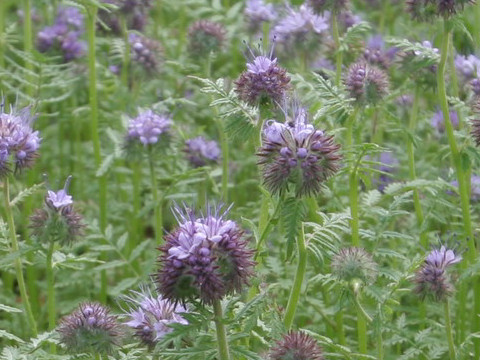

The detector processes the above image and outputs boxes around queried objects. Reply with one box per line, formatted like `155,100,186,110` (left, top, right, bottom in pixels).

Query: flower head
36,6,85,62
127,109,171,146
57,302,122,354
129,33,162,72
455,54,480,83
30,176,84,246
269,331,324,360
363,35,395,69
345,62,389,104
122,286,188,346
406,0,473,19
331,247,377,285
244,0,276,32
257,103,341,196
0,101,40,177
235,43,290,106
188,20,226,56
184,136,220,167
99,0,151,34
414,246,462,301
308,0,349,14
156,204,255,305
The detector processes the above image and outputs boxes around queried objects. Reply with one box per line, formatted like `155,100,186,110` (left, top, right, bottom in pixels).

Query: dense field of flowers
1,0,480,359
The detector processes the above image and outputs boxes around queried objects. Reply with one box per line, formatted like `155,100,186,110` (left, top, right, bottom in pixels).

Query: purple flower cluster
407,0,473,19
30,177,83,246
57,302,122,354
414,246,462,301
127,110,171,146
450,175,480,202
363,35,395,69
184,136,221,167
455,54,480,81
36,6,85,62
122,287,188,346
430,110,459,134
345,62,389,104
235,47,291,106
156,205,255,305
0,103,40,177
269,331,324,360
257,106,341,196
273,5,329,47
99,0,151,34
188,20,226,56
129,33,162,72
374,152,399,193
244,0,277,33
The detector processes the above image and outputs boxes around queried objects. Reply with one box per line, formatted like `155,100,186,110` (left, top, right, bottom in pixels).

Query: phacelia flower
414,246,462,301
430,110,459,134
257,104,341,196
156,204,255,305
273,5,329,54
184,136,221,168
99,0,151,34
57,302,122,354
331,247,377,285
345,62,389,104
269,331,324,360
30,176,83,246
308,0,349,14
363,35,395,69
122,286,188,346
235,44,290,106
244,0,277,33
36,6,85,62
407,0,473,19
129,33,162,72
455,54,480,82
450,175,480,201
337,11,362,29
372,152,399,193
188,20,226,56
127,109,171,146
0,101,40,177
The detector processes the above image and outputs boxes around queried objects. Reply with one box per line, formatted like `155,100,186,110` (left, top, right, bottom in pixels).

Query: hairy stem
149,152,163,244
437,21,478,355
346,110,360,247
46,240,56,353
444,299,457,360
3,177,37,336
213,300,231,360
331,13,343,87
284,223,307,330
87,4,108,302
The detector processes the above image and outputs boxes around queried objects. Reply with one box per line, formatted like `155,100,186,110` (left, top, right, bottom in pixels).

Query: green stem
331,13,342,87
23,0,33,97
121,16,130,89
353,289,369,353
87,4,108,303
3,177,37,336
149,152,163,244
335,311,346,345
438,21,478,354
346,110,360,247
407,87,427,248
217,119,229,202
46,240,56,353
377,306,384,360
444,299,457,360
284,223,307,330
213,300,231,360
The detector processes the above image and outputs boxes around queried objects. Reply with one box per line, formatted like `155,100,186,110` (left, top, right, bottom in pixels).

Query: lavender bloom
0,102,40,177
450,175,480,201
36,7,85,62
345,62,389,104
99,0,151,34
30,176,84,245
244,0,276,32
414,246,462,301
337,11,362,29
395,94,414,107
363,35,393,69
373,152,398,193
235,44,290,106
127,110,171,146
188,20,226,56
57,302,122,354
455,54,480,82
308,0,349,14
407,0,473,19
430,110,459,133
184,136,220,167
156,204,255,305
471,78,480,95
269,331,324,360
331,247,377,285
122,286,188,346
129,33,162,72
257,104,341,196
